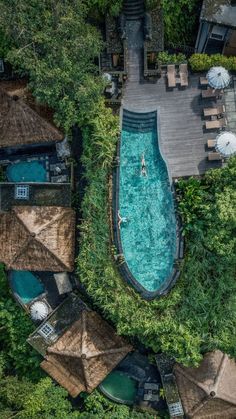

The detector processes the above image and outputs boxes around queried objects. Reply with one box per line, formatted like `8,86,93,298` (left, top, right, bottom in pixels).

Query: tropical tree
0,0,104,132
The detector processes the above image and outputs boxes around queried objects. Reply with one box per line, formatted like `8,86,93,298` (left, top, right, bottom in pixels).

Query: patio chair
167,65,176,88
207,139,216,148
179,63,188,87
200,77,208,86
203,105,225,117
208,152,222,161
205,117,227,130
201,88,221,99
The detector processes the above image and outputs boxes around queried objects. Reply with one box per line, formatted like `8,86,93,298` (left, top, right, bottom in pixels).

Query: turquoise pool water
100,371,138,404
7,161,47,182
119,126,176,293
10,271,45,304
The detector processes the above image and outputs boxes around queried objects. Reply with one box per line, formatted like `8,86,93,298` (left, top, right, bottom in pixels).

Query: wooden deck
122,40,223,177
123,70,224,177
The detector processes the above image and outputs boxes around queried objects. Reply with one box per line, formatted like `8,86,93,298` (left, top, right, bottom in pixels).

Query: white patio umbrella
216,131,236,157
207,66,231,90
30,301,49,321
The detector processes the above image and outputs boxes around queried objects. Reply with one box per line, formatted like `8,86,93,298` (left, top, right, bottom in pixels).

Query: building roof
40,309,132,397
174,350,236,418
0,88,63,148
201,0,236,29
0,206,75,271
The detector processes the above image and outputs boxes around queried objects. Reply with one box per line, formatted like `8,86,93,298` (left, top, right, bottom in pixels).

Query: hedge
189,53,236,72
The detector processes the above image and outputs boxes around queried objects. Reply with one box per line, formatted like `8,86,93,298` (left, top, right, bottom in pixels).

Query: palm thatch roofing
0,206,75,271
41,310,132,397
0,88,63,148
174,350,236,419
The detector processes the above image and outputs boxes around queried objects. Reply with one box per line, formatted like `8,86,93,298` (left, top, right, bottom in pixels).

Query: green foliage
162,0,202,46
0,29,13,58
82,390,159,418
157,51,186,65
0,0,104,133
77,115,236,366
0,265,42,381
0,375,81,419
145,0,161,11
85,0,123,16
189,53,236,71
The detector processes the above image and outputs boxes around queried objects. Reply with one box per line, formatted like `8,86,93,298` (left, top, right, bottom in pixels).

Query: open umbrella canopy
30,301,49,321
207,66,231,89
216,131,236,157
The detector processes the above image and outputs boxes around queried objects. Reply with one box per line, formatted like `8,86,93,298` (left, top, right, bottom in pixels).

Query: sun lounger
208,152,222,161
205,118,227,130
200,77,208,86
203,105,225,117
179,63,188,87
201,88,220,99
167,64,176,88
207,139,216,148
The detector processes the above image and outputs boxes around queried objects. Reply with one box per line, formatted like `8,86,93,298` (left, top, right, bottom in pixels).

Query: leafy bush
0,265,43,381
77,114,236,366
157,51,187,65
85,0,123,16
189,53,236,71
162,0,202,46
0,29,13,58
145,0,161,11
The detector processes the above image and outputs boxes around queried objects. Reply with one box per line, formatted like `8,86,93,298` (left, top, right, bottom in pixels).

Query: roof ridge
174,364,209,394
14,207,70,271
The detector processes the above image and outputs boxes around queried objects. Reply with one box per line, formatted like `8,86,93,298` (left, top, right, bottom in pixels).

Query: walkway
122,20,223,178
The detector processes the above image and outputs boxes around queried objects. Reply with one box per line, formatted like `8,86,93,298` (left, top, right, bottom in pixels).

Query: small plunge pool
10,270,45,304
7,160,47,182
100,371,138,405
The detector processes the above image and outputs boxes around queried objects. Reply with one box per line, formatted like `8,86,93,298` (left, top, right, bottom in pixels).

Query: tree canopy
0,0,104,132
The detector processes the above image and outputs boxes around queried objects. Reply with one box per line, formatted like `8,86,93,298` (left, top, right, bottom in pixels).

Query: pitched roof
174,350,236,419
0,206,75,271
41,310,132,397
201,0,236,29
0,88,63,148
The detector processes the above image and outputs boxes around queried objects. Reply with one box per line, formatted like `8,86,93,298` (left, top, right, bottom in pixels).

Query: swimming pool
99,371,138,405
10,270,45,304
7,160,47,182
116,109,177,296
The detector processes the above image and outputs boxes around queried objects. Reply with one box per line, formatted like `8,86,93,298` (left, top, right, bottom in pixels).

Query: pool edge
112,108,184,300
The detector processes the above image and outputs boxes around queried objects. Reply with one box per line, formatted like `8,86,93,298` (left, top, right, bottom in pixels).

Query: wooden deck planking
123,64,223,177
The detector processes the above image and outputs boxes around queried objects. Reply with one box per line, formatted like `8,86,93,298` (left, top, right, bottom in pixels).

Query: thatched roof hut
174,350,236,418
0,206,75,271
41,310,132,397
0,88,63,148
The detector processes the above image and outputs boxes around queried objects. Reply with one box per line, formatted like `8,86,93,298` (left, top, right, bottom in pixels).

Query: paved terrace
122,21,236,178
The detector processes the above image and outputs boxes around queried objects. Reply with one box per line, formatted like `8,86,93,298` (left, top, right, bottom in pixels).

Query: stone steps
123,0,145,20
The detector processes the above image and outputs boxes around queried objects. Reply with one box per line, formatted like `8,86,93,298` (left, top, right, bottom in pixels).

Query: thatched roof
0,206,75,271
41,310,132,397
174,350,236,419
0,88,63,148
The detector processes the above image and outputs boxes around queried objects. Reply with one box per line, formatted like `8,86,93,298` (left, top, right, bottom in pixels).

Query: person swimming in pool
118,210,128,229
141,153,147,176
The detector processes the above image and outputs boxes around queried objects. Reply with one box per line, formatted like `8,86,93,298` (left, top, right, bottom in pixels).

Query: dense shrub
189,53,236,72
145,0,161,11
157,51,187,65
0,265,42,380
162,0,202,46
